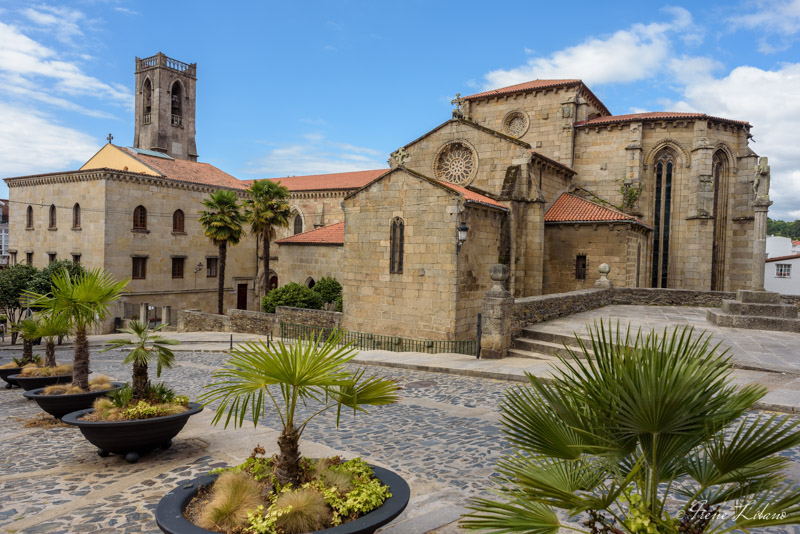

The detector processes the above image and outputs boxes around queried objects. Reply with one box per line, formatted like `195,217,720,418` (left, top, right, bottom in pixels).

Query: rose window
435,142,477,185
503,111,528,138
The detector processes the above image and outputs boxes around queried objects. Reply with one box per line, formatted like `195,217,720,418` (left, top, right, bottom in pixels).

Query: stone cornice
289,190,350,200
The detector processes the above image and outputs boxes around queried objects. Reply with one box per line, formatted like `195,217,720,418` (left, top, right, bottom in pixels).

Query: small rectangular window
171,257,185,279
132,257,147,279
26,252,33,265
207,257,218,277
48,253,56,264
575,255,587,280
72,254,81,265
776,264,791,278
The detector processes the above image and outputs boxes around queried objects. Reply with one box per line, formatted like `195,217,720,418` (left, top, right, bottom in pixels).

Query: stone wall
229,309,276,335
274,243,343,291
613,288,800,308
512,288,612,336
275,306,342,330
177,309,230,332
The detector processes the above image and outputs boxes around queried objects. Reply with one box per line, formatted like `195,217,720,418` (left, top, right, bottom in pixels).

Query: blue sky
1,0,799,219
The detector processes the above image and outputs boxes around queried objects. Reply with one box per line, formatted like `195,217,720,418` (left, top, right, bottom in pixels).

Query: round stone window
434,141,478,186
503,111,529,138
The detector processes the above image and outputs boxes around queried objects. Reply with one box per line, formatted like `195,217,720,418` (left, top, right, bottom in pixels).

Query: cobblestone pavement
1,348,799,533
528,305,800,373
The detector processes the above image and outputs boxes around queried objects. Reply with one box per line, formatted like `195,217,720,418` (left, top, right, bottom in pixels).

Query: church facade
5,56,767,340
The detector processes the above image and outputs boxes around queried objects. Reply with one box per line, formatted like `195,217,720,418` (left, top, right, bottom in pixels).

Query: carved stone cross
451,93,464,118
392,147,409,166
107,133,114,143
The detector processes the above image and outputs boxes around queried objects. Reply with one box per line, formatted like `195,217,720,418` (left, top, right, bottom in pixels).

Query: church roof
575,112,750,128
123,148,244,189
436,181,507,210
276,222,344,246
257,169,388,192
463,79,581,100
545,192,649,227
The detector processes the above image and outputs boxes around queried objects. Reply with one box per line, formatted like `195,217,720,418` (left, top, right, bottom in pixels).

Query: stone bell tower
134,52,198,161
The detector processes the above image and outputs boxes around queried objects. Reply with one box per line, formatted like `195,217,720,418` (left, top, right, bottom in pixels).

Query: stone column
139,302,148,323
480,264,514,360
161,306,171,326
751,157,773,291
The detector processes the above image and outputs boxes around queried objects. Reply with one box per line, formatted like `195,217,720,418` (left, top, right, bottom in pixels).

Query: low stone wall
177,310,230,332
612,288,735,307
512,288,612,336
275,307,342,330
782,295,800,307
228,309,276,336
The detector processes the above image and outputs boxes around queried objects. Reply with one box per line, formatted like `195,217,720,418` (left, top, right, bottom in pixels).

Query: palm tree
35,312,71,367
101,320,178,399
243,180,291,300
25,269,129,390
198,190,246,314
201,331,399,486
13,316,40,365
462,322,800,534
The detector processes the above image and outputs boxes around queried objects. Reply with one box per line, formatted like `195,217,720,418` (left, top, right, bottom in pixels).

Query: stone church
5,54,767,340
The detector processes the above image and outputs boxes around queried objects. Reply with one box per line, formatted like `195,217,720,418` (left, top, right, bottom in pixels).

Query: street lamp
456,221,469,254
193,262,203,289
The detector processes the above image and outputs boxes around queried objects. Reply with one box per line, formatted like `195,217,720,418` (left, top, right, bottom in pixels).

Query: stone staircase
509,327,591,360
707,290,800,333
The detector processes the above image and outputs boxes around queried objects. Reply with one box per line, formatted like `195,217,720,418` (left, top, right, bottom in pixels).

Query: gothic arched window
293,213,303,235
173,209,185,232
171,81,182,117
142,77,152,123
26,205,33,229
711,151,730,290
390,217,404,274
651,152,675,288
133,205,147,230
72,203,81,228
48,204,56,229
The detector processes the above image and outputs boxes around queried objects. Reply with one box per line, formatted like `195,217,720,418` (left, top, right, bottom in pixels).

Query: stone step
737,290,781,304
721,300,798,318
506,347,564,361
518,327,590,347
707,309,800,333
511,337,587,359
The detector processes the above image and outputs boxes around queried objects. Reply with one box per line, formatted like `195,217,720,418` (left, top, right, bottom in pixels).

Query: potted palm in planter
0,318,41,389
461,323,800,534
21,268,128,414
11,314,73,391
63,320,202,463
155,332,409,534
23,311,124,419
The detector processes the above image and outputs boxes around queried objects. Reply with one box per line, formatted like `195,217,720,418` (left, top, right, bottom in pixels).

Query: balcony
136,53,197,77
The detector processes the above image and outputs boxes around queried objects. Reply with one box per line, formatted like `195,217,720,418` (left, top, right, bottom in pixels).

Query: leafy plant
198,190,247,315
261,282,324,314
201,331,399,486
244,180,291,301
25,268,129,390
620,181,643,211
101,320,178,399
34,312,71,367
0,264,37,344
312,277,342,305
12,317,41,365
198,471,263,532
461,322,800,534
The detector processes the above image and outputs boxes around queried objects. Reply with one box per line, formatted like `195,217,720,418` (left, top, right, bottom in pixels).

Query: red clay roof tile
258,169,387,192
575,112,749,128
124,148,245,189
463,79,582,101
545,192,648,226
276,222,344,245
437,181,507,210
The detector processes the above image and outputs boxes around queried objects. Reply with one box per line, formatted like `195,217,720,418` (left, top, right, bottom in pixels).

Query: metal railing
280,322,477,356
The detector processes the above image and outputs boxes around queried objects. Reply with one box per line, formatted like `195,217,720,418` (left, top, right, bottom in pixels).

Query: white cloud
21,4,87,46
727,0,800,52
113,7,139,16
0,102,98,178
482,7,695,88
245,134,386,177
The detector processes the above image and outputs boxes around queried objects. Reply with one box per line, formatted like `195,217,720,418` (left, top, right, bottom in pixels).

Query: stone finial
391,147,409,167
595,263,613,289
487,264,510,296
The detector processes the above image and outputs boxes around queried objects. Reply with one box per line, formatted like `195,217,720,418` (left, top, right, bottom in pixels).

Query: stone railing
512,288,612,337
136,53,196,75
229,309,276,335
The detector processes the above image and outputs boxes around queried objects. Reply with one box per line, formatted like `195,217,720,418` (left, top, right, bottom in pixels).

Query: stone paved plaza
2,310,800,533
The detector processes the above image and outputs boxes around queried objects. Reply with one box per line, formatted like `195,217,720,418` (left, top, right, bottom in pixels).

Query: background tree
0,264,37,344
767,218,800,240
102,321,177,399
26,269,128,390
244,180,291,300
198,190,246,314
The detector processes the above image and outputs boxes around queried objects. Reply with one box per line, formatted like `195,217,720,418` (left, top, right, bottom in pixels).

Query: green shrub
311,276,342,304
261,283,323,314
334,295,342,312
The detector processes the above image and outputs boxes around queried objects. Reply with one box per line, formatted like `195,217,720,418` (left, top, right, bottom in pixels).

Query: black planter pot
23,382,125,419
62,403,203,463
10,373,73,391
156,464,410,534
0,367,23,389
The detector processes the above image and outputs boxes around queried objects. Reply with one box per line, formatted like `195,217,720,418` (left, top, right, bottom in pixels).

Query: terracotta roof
545,192,648,227
276,222,344,245
124,148,244,189
793,241,800,246
575,112,750,128
259,169,388,192
437,181,507,210
766,253,800,263
463,79,582,101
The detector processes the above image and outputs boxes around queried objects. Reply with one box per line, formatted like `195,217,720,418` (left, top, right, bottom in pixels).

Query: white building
765,253,800,295
766,235,793,258
0,199,8,268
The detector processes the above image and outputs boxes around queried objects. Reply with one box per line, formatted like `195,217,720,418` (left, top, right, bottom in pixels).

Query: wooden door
237,283,248,310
